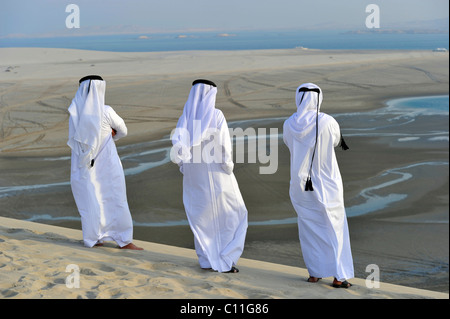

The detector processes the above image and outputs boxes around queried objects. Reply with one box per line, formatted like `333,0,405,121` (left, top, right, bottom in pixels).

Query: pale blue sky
0,0,448,37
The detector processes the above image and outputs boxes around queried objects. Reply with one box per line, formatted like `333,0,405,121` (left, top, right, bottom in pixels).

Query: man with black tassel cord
283,83,353,288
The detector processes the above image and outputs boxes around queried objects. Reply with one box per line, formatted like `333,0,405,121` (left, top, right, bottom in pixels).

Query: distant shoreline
345,29,448,34
1,25,448,39
1,28,448,52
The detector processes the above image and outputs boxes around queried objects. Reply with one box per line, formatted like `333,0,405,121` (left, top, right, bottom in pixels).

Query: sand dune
0,216,447,299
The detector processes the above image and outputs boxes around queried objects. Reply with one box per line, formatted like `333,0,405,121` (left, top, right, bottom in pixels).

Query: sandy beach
0,47,448,299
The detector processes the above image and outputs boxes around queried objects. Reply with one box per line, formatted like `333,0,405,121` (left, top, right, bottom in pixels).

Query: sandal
224,266,239,273
332,279,352,288
307,276,321,283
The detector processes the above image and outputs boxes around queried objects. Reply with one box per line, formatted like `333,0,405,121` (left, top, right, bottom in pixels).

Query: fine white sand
0,216,447,299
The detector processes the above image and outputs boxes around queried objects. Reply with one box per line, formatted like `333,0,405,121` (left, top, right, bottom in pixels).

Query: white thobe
180,110,248,272
283,112,354,281
70,105,133,248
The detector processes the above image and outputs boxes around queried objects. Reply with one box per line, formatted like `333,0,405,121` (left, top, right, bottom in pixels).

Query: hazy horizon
1,0,448,39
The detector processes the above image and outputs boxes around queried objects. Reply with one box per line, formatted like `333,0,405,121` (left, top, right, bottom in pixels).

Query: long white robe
181,110,248,272
68,80,133,248
283,83,354,281
176,108,248,272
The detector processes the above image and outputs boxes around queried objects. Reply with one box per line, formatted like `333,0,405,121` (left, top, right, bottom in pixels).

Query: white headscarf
67,77,106,168
171,80,218,161
286,82,323,146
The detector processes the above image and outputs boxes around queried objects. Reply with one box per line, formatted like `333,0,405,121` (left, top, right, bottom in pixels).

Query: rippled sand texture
1,216,448,299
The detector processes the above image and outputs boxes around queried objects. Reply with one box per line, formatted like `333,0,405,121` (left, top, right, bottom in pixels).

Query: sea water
343,95,449,217
387,95,449,115
1,30,448,52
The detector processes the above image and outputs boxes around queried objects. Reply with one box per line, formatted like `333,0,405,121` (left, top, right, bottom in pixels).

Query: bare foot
120,243,143,250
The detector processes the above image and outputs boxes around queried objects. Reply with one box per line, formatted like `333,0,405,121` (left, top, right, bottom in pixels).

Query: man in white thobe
171,79,248,273
283,83,353,288
68,75,142,250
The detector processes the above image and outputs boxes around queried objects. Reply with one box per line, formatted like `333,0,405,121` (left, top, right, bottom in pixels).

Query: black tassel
305,177,314,191
340,136,349,150
90,159,95,167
